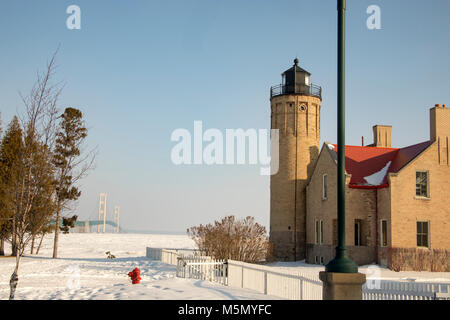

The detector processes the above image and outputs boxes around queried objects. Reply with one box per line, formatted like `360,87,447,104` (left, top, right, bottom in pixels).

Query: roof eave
390,140,434,175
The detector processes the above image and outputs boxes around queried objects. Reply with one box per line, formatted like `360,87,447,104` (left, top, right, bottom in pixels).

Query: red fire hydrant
128,267,141,284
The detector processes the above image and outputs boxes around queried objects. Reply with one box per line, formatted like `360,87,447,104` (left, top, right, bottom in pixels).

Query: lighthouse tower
270,59,322,261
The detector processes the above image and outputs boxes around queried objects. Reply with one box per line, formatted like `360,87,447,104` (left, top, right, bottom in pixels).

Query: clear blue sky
0,0,449,232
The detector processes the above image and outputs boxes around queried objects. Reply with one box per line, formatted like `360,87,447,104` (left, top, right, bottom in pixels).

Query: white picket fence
147,248,188,265
161,249,179,265
227,260,322,300
146,247,450,300
146,247,204,263
362,280,450,300
176,256,228,285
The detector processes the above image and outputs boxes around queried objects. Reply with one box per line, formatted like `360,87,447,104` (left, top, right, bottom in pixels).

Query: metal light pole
325,0,358,273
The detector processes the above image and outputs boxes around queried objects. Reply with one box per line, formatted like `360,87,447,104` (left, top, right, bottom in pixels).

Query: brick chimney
430,104,450,165
373,125,392,148
430,104,450,142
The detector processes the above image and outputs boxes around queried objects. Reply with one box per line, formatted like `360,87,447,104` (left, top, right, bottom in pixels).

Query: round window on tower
299,104,307,112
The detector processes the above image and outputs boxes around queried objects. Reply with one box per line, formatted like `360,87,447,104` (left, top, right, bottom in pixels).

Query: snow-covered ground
0,233,279,300
1,233,449,300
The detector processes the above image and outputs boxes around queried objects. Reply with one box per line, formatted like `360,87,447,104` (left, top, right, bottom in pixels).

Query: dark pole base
325,247,358,273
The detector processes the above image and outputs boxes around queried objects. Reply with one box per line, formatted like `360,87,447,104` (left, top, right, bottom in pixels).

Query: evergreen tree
0,115,3,256
28,187,57,254
60,215,78,234
0,117,24,256
52,107,88,258
0,114,3,256
8,123,56,299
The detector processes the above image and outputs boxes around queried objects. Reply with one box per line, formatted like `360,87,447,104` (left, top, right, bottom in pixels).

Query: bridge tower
113,206,120,233
97,193,107,233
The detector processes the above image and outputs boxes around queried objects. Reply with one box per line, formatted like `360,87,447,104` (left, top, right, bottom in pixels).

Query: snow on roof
364,161,391,186
322,141,430,188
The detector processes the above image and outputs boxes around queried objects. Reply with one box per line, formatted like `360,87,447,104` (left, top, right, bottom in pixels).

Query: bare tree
8,49,62,300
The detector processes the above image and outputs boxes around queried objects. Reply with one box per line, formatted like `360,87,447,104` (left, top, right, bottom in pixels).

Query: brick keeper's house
306,104,450,271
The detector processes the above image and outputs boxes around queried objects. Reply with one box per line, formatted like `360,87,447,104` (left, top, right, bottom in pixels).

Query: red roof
328,141,431,188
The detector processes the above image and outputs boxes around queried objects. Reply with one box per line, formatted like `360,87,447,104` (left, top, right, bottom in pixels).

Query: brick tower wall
270,94,321,261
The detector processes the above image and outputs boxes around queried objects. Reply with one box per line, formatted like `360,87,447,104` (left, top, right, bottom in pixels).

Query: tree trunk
9,250,21,300
11,242,17,256
0,238,5,256
30,235,35,254
11,217,17,256
36,234,45,255
52,211,61,258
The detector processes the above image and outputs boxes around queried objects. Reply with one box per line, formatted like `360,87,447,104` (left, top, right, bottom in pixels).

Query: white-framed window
322,174,328,200
314,256,319,264
320,256,324,265
315,219,324,244
380,220,388,247
417,221,430,248
416,171,429,198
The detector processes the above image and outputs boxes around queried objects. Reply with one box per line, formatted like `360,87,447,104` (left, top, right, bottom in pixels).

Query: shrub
388,247,406,272
187,215,272,263
388,247,450,272
430,249,449,272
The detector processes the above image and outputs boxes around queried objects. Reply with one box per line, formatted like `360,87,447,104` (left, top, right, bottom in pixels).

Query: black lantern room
270,59,321,100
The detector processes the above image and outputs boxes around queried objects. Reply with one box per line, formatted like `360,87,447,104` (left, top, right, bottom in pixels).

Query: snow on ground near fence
265,260,450,283
0,233,279,300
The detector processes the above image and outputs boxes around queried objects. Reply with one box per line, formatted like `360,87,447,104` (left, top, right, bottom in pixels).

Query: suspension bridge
71,193,122,233
72,219,123,233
